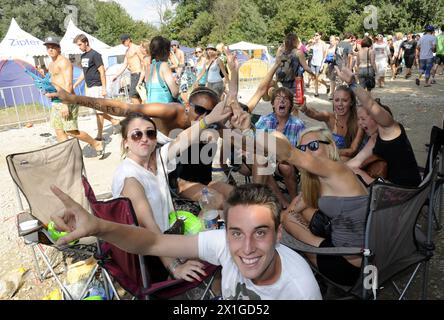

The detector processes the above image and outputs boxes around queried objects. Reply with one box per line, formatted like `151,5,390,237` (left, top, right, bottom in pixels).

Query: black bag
309,209,332,239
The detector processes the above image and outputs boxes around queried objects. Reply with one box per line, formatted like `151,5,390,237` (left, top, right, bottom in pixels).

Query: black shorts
129,72,141,98
435,54,444,66
404,55,415,69
316,239,361,286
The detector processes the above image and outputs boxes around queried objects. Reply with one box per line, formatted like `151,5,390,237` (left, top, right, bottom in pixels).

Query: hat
43,36,60,46
171,40,179,46
206,44,216,50
425,25,435,32
387,35,393,40
120,34,130,42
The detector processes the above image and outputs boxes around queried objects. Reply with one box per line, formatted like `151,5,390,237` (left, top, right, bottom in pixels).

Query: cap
120,34,130,42
206,44,216,50
425,25,435,32
43,36,60,46
171,40,179,46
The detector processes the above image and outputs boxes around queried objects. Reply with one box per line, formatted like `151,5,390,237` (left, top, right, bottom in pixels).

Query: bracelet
168,258,182,276
199,117,208,130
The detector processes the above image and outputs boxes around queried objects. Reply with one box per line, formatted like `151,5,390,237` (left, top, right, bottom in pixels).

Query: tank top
207,59,223,83
373,124,421,187
332,132,347,149
195,60,207,85
318,195,368,248
145,60,174,103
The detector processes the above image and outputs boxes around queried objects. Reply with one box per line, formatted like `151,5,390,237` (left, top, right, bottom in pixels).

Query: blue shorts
419,58,434,78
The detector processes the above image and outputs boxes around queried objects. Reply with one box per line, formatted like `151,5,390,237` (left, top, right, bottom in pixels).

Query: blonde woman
278,126,368,286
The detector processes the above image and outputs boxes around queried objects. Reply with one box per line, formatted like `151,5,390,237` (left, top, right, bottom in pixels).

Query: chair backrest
423,125,444,179
82,176,149,298
6,139,90,225
351,158,439,297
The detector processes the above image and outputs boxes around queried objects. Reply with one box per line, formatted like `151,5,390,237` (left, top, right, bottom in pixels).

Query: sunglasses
190,102,211,116
296,140,330,152
130,129,157,142
195,50,202,53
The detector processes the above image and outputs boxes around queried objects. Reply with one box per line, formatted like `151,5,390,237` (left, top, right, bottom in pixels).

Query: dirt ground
0,69,443,300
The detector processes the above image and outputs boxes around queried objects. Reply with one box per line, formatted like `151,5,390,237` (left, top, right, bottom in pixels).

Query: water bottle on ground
199,187,219,230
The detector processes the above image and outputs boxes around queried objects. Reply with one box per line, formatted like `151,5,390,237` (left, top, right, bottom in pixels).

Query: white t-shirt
311,42,326,67
112,143,176,232
198,230,322,300
418,34,437,60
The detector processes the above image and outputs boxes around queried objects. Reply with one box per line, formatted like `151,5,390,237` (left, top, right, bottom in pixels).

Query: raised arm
335,66,395,128
247,53,283,113
298,97,331,123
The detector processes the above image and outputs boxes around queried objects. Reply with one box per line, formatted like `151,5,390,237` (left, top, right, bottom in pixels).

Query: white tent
229,41,273,64
0,18,47,63
102,44,127,68
229,41,267,51
60,20,110,55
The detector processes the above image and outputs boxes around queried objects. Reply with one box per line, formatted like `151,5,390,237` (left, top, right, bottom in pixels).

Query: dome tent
0,59,50,108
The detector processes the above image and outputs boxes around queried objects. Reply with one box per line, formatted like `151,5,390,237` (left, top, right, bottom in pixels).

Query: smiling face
357,107,378,136
333,89,352,117
124,118,157,161
226,204,281,285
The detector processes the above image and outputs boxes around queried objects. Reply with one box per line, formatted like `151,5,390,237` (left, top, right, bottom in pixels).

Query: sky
111,0,175,26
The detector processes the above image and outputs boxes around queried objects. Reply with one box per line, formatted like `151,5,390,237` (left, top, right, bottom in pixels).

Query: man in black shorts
399,33,417,79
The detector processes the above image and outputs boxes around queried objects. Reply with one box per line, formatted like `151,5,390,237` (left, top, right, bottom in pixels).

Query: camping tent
0,59,84,108
60,20,110,55
228,41,273,64
0,59,50,108
102,44,127,68
0,18,47,64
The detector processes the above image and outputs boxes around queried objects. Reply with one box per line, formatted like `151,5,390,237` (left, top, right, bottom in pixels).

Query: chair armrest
280,230,364,256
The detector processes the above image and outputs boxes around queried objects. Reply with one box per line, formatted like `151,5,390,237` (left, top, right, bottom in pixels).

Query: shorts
207,81,225,99
129,73,141,98
310,64,322,75
85,86,103,115
50,102,79,131
404,54,415,69
419,58,434,78
316,239,361,286
435,54,444,66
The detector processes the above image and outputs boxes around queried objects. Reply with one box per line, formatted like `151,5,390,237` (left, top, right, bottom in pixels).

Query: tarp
229,41,267,51
60,20,110,55
0,18,47,62
0,59,50,108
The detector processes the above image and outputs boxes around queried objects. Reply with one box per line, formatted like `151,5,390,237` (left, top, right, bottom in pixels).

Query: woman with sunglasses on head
275,127,368,286
297,86,364,160
112,98,232,282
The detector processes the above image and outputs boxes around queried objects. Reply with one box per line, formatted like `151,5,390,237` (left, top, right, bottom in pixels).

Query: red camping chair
82,176,221,300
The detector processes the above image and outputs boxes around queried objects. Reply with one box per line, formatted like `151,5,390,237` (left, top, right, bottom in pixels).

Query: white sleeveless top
111,143,176,232
207,59,223,83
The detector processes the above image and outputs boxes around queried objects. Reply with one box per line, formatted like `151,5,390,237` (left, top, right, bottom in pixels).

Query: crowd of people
37,24,442,300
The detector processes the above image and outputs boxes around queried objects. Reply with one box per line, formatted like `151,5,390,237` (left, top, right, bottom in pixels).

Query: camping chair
6,138,107,300
281,153,440,300
82,176,221,300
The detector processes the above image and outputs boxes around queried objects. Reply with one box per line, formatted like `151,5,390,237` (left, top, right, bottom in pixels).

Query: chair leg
35,245,73,300
30,244,44,281
101,268,120,300
199,272,217,300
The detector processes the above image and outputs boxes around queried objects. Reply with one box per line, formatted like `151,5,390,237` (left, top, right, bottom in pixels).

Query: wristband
199,117,208,130
168,258,182,277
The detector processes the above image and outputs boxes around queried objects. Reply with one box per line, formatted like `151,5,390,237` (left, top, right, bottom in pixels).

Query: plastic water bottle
199,188,219,230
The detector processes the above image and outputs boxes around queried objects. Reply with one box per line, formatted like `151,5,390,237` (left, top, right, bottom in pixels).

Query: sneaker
415,78,420,86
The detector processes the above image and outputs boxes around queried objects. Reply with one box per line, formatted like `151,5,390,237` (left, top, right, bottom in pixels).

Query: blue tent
0,59,50,108
0,59,84,108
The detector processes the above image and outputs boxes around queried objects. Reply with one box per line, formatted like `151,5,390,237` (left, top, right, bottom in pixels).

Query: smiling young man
51,183,321,300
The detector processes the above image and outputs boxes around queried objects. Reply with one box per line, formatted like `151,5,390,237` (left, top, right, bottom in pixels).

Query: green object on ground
169,211,203,235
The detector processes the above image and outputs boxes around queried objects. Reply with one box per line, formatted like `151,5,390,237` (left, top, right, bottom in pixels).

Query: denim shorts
419,58,434,78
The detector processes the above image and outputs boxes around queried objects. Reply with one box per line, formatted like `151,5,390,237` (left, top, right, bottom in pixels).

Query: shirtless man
169,40,185,78
43,36,104,155
112,34,144,104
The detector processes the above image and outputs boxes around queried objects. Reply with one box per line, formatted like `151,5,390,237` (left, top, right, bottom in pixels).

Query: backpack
276,51,301,83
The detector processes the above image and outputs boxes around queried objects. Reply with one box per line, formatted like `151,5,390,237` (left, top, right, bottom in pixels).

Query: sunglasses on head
130,129,157,142
189,102,211,116
296,140,330,152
